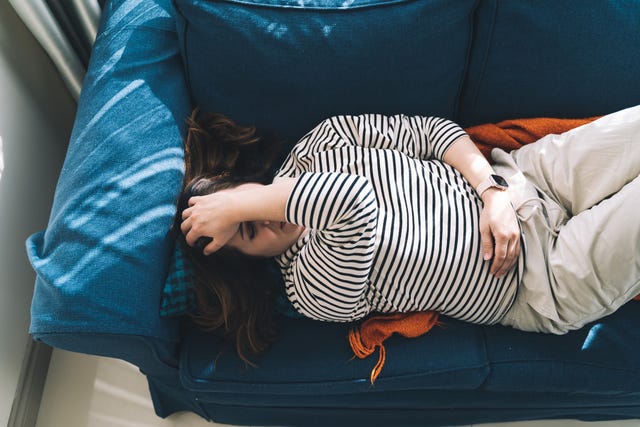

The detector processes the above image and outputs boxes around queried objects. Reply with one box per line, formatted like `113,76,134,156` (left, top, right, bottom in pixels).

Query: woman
179,106,640,363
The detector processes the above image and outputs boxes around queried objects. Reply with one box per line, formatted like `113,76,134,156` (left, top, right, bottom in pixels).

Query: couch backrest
174,0,477,146
175,0,640,145
459,0,640,126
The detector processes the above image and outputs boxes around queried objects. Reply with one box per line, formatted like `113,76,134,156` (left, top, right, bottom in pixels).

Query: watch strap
476,174,508,197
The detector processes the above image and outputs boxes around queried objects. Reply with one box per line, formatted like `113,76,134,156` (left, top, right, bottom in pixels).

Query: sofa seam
172,0,195,107
464,0,498,122
454,0,481,123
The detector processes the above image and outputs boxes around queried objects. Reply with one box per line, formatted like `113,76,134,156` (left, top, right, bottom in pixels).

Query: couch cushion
27,0,191,347
180,316,489,395
184,394,640,427
483,303,640,393
173,0,476,148
459,0,640,125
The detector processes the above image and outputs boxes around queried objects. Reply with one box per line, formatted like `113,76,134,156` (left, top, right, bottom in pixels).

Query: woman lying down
177,105,640,364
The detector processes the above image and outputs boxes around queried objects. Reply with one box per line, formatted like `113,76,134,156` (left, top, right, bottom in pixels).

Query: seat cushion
482,302,640,393
173,0,476,148
178,309,640,425
459,0,640,125
180,316,489,395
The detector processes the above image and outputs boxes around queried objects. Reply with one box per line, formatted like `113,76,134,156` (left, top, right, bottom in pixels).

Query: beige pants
493,105,640,334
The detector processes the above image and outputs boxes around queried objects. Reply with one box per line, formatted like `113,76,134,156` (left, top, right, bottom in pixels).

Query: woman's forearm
442,135,495,196
229,177,298,223
443,134,521,277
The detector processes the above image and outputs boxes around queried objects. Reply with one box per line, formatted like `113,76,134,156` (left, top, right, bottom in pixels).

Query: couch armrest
27,0,191,370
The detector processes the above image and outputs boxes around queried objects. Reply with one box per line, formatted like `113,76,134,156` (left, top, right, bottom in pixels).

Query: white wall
0,0,76,424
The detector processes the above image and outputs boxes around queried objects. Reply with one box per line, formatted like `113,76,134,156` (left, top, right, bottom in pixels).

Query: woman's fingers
479,190,522,278
503,238,520,275
181,197,208,247
491,233,521,277
180,215,191,236
480,224,494,262
194,236,212,253
490,239,508,276
184,227,214,251
490,234,510,277
180,193,240,254
181,206,192,220
482,216,521,278
204,239,224,256
180,213,204,248
184,228,199,247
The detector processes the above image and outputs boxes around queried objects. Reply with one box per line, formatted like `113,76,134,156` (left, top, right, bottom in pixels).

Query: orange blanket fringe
349,115,640,384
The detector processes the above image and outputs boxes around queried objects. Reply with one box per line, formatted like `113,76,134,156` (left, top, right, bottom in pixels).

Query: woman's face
223,183,304,257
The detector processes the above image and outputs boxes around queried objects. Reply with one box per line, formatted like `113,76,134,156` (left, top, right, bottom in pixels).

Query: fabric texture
161,243,197,317
173,0,476,147
459,0,640,126
26,0,191,345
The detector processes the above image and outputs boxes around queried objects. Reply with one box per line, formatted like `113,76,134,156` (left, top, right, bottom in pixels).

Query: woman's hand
479,189,521,277
440,135,521,277
180,178,297,255
180,192,240,255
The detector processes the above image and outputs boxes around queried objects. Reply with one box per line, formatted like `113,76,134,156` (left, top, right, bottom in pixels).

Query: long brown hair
176,109,282,365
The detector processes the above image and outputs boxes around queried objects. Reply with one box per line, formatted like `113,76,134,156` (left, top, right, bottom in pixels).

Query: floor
36,349,640,427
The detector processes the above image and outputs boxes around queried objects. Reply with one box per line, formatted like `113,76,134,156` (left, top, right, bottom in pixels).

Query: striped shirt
275,114,523,324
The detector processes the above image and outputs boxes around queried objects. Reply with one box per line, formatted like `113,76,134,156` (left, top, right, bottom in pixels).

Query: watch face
492,174,508,187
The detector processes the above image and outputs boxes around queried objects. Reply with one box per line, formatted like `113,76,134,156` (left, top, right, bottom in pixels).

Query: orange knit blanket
348,116,640,384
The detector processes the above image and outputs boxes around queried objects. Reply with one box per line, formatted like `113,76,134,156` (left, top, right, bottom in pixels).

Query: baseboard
8,339,53,427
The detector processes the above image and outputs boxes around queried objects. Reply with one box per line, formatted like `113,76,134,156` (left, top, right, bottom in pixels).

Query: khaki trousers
493,105,640,334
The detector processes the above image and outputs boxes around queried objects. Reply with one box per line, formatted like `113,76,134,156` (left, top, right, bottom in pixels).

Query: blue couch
27,0,640,425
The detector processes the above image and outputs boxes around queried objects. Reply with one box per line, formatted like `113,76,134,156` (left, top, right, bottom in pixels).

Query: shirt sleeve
411,115,468,160
277,114,467,178
283,171,378,322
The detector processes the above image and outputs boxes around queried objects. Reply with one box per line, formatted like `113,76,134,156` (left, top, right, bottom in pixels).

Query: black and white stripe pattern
276,114,522,324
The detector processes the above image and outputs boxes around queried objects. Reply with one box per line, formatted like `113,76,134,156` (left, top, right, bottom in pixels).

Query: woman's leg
546,174,640,330
510,105,640,216
499,105,640,333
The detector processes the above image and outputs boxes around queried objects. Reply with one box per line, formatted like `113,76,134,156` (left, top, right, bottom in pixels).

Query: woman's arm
283,172,378,322
443,135,521,278
181,178,297,254
182,171,378,322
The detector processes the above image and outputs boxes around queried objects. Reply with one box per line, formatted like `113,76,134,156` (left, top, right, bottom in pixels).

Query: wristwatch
476,174,509,197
